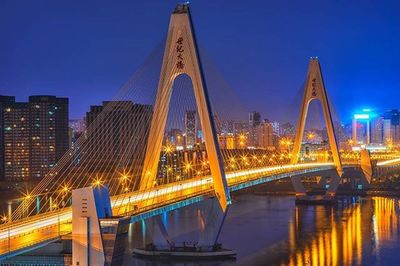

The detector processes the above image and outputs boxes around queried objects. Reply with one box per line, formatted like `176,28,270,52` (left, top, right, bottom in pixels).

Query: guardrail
0,163,336,259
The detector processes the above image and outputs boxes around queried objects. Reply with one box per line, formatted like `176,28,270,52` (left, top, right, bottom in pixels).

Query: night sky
1,0,400,121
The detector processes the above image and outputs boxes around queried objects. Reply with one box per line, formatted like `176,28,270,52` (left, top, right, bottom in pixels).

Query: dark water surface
121,195,400,265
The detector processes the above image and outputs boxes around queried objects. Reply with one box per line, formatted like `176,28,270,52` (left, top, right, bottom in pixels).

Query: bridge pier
72,186,129,266
142,196,228,252
291,169,341,204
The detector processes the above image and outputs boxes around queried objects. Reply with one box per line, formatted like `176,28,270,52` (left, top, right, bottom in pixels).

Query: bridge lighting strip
376,157,400,166
0,162,334,241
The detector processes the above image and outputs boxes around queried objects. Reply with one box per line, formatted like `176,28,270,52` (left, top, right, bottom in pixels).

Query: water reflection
284,197,400,266
121,196,400,265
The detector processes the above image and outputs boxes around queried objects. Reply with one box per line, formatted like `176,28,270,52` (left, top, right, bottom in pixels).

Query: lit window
5,108,11,112
5,127,11,131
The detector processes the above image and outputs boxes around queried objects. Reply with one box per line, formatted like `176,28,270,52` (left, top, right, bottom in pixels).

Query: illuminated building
352,113,370,144
0,96,30,181
0,95,69,181
383,118,392,143
84,101,152,174
249,111,261,147
218,133,235,149
184,110,197,149
371,116,384,144
281,122,295,138
384,109,400,143
30,96,69,179
166,128,184,150
257,120,274,150
271,121,280,136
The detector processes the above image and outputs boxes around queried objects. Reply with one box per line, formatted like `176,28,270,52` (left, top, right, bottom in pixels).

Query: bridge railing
0,162,337,258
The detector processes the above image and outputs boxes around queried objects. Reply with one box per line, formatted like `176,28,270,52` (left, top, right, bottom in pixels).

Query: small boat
133,243,236,259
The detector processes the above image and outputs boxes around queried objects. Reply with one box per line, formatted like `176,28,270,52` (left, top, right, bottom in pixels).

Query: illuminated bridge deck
0,162,339,259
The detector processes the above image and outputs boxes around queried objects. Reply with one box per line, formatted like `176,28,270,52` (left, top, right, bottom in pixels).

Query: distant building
271,121,280,137
218,133,235,149
249,111,261,147
281,122,295,138
385,110,400,143
257,120,274,150
233,121,248,136
371,116,384,144
69,119,86,134
184,110,197,149
352,111,372,145
83,101,152,176
0,95,69,181
249,111,261,128
166,128,184,150
383,118,392,143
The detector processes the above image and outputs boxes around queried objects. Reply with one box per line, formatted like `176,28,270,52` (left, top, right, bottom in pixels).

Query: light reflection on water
121,195,400,265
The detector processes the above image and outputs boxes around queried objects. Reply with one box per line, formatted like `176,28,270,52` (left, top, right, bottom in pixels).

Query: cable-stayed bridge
1,3,400,264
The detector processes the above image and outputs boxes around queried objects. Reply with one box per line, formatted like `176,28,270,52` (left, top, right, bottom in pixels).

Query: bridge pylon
291,58,343,196
138,3,230,251
139,3,230,211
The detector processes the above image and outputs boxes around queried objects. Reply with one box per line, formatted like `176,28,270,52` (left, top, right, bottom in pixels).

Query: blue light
354,114,369,119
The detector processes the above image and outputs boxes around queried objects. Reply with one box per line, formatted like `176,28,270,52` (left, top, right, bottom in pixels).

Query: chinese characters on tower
311,78,317,97
176,37,185,69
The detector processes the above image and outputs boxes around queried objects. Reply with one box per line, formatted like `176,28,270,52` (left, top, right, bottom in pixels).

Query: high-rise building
218,133,235,149
281,122,295,138
166,128,184,150
84,101,152,174
383,118,392,143
257,120,274,150
385,110,400,143
185,110,197,149
69,119,86,134
0,96,30,181
371,116,384,144
29,96,69,179
271,121,280,137
249,111,261,147
0,95,69,181
352,112,371,145
249,111,261,128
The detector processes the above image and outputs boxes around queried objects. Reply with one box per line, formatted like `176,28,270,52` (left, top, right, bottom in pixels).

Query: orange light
164,145,172,154
93,177,102,187
185,163,192,171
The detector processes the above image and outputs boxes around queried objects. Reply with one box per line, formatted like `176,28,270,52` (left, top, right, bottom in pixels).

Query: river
121,194,400,265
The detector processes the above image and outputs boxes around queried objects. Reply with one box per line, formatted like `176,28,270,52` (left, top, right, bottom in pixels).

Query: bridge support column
144,196,227,251
291,176,307,196
291,169,342,204
325,171,341,196
360,149,373,188
72,186,129,266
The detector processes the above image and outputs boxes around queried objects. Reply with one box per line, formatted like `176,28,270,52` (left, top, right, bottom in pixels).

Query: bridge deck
0,162,338,260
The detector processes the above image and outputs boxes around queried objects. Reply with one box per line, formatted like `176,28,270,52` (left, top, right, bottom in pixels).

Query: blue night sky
1,0,400,121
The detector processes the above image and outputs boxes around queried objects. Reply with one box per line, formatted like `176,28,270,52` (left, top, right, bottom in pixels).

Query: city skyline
2,3,400,265
1,1,400,121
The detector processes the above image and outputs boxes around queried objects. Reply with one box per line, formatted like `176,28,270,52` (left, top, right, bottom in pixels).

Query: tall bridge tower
139,3,230,211
291,58,343,196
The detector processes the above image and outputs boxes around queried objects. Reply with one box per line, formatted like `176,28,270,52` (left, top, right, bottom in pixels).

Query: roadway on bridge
0,162,340,259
